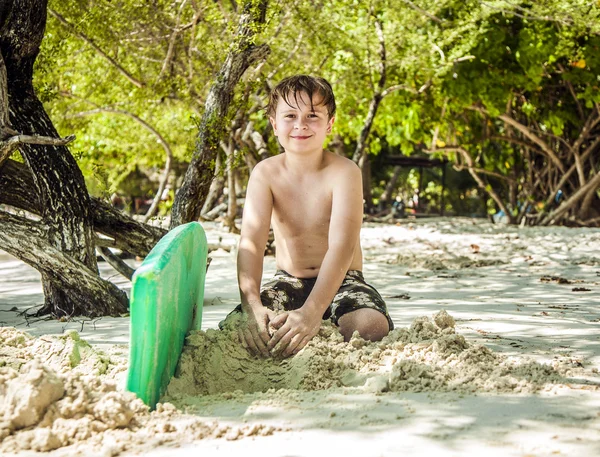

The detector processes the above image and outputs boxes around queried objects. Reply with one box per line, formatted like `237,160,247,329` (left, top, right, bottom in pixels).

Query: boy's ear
327,116,335,133
269,116,278,135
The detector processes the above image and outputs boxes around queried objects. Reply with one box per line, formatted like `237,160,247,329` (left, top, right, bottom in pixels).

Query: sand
1,218,600,456
0,327,277,455
165,310,584,400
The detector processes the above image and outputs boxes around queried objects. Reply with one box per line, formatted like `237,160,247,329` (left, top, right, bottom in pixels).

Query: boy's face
269,91,334,156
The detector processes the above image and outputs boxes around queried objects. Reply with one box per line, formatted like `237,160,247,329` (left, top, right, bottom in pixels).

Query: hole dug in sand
164,310,582,400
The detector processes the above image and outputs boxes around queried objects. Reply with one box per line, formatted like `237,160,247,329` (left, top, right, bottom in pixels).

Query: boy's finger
238,329,248,348
293,335,312,355
283,333,304,358
270,313,288,329
243,328,259,356
258,327,270,346
250,327,269,357
267,325,288,350
272,329,294,356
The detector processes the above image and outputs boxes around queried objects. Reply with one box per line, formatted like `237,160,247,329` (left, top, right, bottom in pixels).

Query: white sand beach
1,218,599,456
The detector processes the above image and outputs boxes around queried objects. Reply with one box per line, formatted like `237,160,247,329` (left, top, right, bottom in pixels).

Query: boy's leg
337,308,390,341
329,270,394,342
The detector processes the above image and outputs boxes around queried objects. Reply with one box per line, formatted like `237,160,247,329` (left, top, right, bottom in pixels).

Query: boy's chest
271,178,332,231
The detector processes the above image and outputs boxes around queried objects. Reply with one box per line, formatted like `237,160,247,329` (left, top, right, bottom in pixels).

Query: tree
0,0,133,316
0,0,277,317
171,0,270,227
429,1,600,225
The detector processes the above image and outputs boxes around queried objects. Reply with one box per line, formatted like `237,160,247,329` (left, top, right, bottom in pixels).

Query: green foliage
35,0,600,221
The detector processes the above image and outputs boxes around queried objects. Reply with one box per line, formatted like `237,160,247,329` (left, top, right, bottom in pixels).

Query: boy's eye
285,114,295,118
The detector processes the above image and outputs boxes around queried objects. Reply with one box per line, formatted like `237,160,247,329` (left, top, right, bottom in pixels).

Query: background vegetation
35,0,600,227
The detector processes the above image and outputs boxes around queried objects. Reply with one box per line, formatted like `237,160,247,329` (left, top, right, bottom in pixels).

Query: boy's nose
294,118,308,129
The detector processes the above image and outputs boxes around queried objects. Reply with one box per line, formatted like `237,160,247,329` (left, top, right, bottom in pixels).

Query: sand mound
166,310,582,399
0,329,278,455
0,327,125,380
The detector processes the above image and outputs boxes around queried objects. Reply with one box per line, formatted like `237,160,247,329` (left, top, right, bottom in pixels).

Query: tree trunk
0,0,131,316
200,151,224,216
379,165,402,209
222,138,240,233
540,170,600,226
170,0,270,228
0,159,166,257
360,154,374,212
0,211,128,317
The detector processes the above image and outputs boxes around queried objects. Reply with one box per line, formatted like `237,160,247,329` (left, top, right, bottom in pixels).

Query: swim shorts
220,270,394,330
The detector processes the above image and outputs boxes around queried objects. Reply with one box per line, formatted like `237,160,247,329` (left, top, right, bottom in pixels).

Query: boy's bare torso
262,151,363,278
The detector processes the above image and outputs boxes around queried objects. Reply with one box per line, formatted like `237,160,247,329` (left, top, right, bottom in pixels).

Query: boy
224,75,393,358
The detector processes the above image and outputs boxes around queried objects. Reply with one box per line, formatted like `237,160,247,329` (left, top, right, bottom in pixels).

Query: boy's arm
268,162,363,357
237,162,274,357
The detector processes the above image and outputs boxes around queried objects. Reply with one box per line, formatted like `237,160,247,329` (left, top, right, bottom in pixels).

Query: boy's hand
267,308,321,358
239,306,275,358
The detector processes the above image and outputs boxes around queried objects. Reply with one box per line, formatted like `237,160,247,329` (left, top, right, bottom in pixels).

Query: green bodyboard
126,222,208,409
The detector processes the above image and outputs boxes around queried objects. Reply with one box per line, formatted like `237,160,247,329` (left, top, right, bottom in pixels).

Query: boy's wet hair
267,75,336,119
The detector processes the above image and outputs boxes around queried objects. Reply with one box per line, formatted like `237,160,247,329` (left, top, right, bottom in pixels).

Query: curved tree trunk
0,0,127,317
170,0,270,228
0,159,166,257
0,211,128,316
221,137,240,233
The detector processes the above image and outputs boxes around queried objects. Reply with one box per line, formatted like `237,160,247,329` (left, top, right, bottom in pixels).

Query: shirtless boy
222,75,393,358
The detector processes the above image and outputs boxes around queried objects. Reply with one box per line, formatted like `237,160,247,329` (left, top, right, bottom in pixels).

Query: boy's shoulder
250,155,282,178
324,151,359,168
323,152,361,181
253,154,284,170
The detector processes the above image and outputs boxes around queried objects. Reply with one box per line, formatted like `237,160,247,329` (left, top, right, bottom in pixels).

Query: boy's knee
338,308,390,342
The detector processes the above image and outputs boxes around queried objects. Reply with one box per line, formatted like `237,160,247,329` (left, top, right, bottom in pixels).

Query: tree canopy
32,0,599,225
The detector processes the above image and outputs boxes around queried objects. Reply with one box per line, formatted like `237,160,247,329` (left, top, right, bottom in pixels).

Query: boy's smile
270,91,334,155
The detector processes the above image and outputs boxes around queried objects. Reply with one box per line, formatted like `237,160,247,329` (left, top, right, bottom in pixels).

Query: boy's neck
283,148,326,173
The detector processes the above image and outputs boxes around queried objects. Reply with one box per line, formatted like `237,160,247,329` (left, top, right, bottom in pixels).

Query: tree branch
0,159,166,256
97,246,135,280
1,134,75,167
0,210,129,317
498,113,566,173
539,135,600,214
490,134,536,150
352,11,386,164
431,146,514,220
480,1,574,26
156,0,190,83
67,100,173,223
402,0,443,24
170,0,270,227
540,171,600,226
557,63,584,120
0,50,14,139
48,9,145,88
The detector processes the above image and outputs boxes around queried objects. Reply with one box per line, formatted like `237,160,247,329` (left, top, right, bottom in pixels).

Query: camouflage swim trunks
220,270,394,330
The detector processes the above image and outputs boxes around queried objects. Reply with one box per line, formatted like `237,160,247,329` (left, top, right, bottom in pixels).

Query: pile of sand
0,328,276,455
165,310,585,400
0,327,126,380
